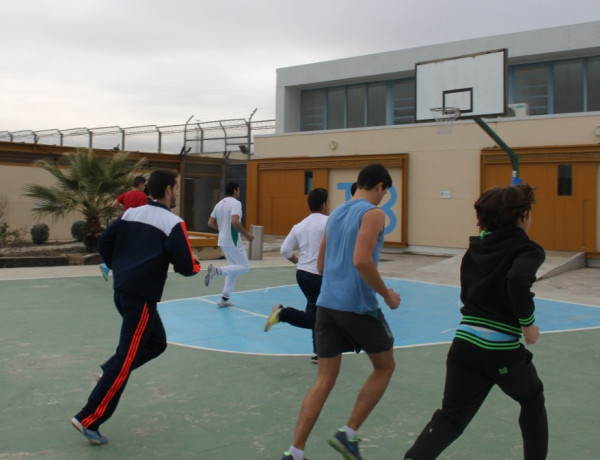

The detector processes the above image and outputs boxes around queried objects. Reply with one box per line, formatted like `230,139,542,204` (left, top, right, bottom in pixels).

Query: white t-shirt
280,212,328,275
211,197,243,247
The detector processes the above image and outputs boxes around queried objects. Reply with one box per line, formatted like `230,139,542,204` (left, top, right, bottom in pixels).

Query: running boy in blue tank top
279,163,401,460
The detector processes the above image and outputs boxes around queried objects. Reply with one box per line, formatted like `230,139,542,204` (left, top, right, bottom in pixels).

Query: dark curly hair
474,184,536,231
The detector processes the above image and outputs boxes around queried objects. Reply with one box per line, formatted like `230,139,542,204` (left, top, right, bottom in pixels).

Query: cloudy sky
2,0,599,132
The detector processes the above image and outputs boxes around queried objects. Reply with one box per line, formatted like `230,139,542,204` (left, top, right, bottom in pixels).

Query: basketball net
431,107,460,135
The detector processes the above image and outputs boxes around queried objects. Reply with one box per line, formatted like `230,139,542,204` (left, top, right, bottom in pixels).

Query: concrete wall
0,165,82,241
0,162,181,243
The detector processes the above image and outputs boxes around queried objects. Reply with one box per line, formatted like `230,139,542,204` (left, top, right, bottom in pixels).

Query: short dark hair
133,176,146,187
475,183,536,231
147,169,178,199
225,181,239,196
350,182,357,197
356,163,392,191
307,188,328,212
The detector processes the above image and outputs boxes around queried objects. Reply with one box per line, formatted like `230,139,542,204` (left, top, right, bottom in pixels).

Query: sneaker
217,298,233,307
281,452,309,460
328,429,362,460
71,417,108,445
204,264,219,287
99,263,109,281
264,303,282,332
311,355,318,364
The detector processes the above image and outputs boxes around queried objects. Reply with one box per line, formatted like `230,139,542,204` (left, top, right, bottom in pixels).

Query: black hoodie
459,226,545,338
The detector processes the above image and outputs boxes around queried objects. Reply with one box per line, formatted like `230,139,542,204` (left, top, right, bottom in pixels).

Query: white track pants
219,244,249,298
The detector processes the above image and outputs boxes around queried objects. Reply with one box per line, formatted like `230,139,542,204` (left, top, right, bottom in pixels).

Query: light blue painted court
159,278,600,355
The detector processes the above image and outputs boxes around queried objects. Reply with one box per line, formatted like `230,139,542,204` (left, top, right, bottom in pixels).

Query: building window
299,55,599,132
587,57,600,111
392,80,415,124
557,164,573,196
347,85,366,128
301,90,325,131
513,65,549,115
327,87,345,130
367,82,387,127
304,170,313,194
554,60,584,114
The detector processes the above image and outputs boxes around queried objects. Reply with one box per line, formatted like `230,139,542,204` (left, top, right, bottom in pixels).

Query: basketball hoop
431,107,461,135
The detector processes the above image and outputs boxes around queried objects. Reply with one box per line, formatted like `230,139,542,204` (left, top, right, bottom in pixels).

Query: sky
2,0,600,133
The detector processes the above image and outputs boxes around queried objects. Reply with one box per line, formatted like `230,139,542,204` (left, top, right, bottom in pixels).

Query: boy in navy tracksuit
405,184,548,460
71,169,201,445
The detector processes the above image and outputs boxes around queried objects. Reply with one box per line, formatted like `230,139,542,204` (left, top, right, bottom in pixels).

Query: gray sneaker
71,417,108,445
204,264,218,286
217,298,233,307
328,428,362,460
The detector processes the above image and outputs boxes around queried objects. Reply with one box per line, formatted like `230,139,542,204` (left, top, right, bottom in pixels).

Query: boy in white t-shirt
205,181,254,307
263,188,329,363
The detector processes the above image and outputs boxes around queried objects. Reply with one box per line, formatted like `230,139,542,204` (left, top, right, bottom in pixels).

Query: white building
249,21,600,261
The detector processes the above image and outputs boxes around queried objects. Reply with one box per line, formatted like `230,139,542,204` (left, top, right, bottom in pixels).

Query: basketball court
1,250,599,459
1,47,598,459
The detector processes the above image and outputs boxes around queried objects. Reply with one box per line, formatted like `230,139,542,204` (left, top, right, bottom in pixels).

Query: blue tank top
316,199,383,313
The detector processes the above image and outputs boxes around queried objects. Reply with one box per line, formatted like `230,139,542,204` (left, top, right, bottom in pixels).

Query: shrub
31,223,50,245
71,220,86,242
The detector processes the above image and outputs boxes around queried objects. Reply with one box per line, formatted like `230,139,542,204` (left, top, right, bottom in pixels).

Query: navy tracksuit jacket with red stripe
74,200,200,430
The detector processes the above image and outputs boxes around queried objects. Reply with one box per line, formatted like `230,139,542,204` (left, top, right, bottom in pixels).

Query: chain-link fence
0,117,275,155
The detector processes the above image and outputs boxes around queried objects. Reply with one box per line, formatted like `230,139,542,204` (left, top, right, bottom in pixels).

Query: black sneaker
281,452,309,460
328,428,363,460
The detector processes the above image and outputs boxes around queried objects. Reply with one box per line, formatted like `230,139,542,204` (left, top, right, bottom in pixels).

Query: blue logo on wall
337,182,397,235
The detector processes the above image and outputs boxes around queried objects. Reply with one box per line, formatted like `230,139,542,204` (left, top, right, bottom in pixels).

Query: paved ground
1,238,599,459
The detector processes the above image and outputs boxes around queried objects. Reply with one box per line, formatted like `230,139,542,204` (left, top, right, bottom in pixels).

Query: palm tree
23,148,144,251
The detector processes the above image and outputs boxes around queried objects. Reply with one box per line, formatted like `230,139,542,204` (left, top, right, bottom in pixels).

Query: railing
0,116,275,155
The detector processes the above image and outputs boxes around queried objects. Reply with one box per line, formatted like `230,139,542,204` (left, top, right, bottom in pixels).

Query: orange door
482,162,596,252
257,169,327,235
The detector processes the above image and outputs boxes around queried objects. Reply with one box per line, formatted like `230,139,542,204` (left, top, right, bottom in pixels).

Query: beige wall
0,164,82,241
0,163,181,242
255,114,600,251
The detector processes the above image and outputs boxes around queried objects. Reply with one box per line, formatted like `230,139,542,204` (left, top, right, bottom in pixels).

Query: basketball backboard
415,49,507,121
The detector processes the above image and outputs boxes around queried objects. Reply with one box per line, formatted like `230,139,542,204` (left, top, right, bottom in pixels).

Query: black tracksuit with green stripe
405,227,548,460
459,226,544,348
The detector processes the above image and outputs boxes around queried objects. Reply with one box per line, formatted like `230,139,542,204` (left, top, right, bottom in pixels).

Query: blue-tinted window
554,60,584,114
299,55,599,132
347,85,366,128
367,83,387,127
392,80,415,124
301,90,325,131
327,87,345,130
587,57,600,111
513,65,549,115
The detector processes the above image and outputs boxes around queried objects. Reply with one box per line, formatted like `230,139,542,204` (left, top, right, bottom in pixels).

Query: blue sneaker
328,428,363,460
71,417,108,445
99,263,110,281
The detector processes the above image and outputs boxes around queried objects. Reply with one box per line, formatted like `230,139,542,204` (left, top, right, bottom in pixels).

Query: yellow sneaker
264,303,282,332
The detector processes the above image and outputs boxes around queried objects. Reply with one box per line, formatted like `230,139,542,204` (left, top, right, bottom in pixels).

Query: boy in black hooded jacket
405,184,548,460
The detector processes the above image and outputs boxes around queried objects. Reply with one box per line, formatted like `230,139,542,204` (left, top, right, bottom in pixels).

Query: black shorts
314,306,394,357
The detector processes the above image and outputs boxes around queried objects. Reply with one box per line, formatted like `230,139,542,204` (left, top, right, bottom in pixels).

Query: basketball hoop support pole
473,117,520,182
